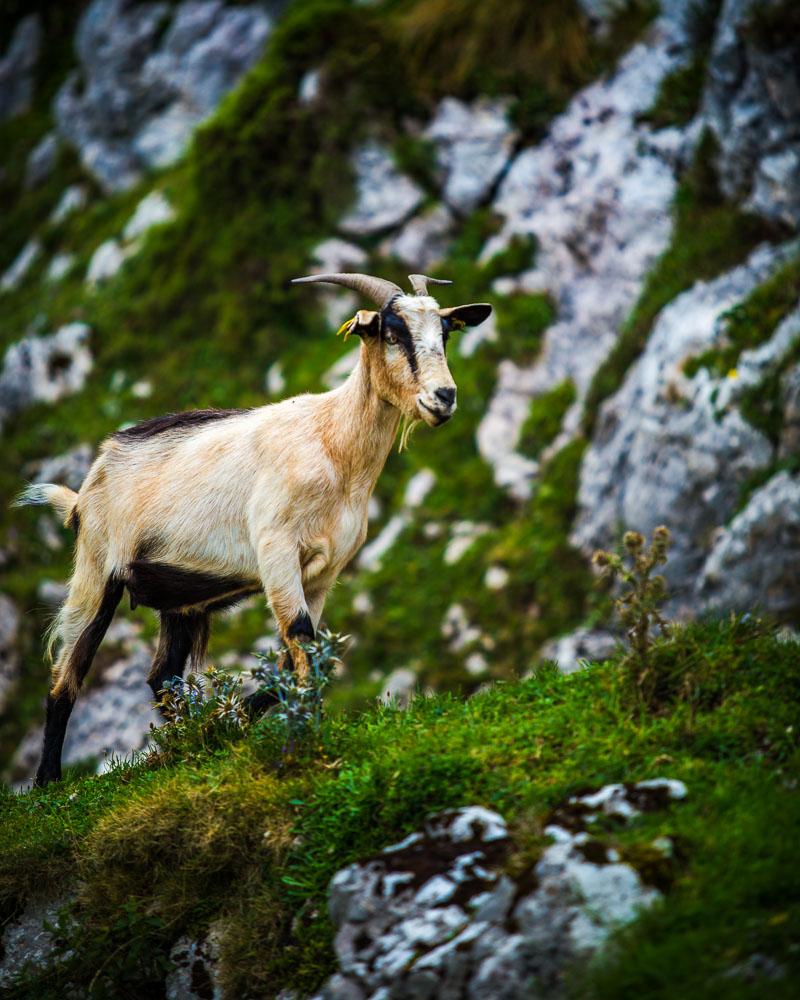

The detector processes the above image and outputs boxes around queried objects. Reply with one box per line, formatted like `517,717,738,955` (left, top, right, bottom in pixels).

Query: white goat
16,272,491,785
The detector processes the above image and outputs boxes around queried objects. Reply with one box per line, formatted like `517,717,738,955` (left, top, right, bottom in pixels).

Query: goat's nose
434,386,456,408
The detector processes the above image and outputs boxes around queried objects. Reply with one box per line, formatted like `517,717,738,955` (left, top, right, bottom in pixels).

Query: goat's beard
397,415,421,453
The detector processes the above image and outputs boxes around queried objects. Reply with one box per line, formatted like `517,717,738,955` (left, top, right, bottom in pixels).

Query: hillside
0,0,799,995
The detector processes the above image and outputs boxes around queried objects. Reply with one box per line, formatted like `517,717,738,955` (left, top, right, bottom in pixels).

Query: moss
582,131,781,433
518,380,576,458
494,292,555,364
683,253,800,379
640,0,723,129
1,618,799,996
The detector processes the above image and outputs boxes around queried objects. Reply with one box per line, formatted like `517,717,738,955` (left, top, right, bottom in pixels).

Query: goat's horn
408,274,453,296
291,272,402,309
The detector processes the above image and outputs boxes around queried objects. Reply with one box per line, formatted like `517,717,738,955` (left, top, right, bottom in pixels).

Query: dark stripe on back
381,307,418,377
127,559,259,612
113,408,247,442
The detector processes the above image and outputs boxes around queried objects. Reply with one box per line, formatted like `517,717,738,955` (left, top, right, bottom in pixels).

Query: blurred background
0,0,798,782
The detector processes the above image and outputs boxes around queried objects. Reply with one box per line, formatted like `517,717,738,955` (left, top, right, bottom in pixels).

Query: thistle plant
150,631,348,763
252,628,347,741
593,526,671,707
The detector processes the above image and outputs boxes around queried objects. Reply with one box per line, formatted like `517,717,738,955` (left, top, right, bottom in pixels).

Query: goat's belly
126,560,260,613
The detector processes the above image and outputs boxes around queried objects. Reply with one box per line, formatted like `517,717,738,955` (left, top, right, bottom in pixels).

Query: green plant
592,526,671,708
252,630,348,741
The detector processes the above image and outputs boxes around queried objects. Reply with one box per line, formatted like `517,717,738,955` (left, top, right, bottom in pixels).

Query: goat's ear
439,303,493,329
337,309,380,340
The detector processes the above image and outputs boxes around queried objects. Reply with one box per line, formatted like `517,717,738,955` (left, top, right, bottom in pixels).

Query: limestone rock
166,930,223,1000
123,190,175,241
50,184,89,225
476,4,692,497
696,471,800,620
316,786,685,1000
12,643,160,782
0,593,20,714
702,0,800,229
25,132,59,188
572,242,797,599
0,322,93,431
86,239,128,285
0,15,41,121
424,98,517,214
339,141,424,236
54,0,273,192
779,363,800,459
381,204,455,269
32,443,94,490
46,252,76,283
0,896,69,988
538,627,618,674
1,240,41,292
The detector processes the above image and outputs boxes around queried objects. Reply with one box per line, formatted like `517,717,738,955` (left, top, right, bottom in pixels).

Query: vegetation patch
640,0,723,130
0,617,798,996
518,380,576,458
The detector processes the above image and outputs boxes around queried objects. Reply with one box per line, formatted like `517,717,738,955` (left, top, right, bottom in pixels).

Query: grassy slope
0,617,798,997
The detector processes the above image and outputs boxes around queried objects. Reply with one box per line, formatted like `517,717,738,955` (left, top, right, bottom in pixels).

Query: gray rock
779,363,800,459
0,592,20,714
696,471,800,619
123,190,175,241
381,204,454,269
340,141,424,236
0,322,93,431
1,240,42,292
46,252,76,283
166,929,223,1000
50,184,89,225
25,131,59,188
424,98,517,214
33,443,94,490
318,787,685,1000
0,15,42,121
54,0,273,192
86,238,128,285
0,896,70,988
379,667,417,707
476,4,692,498
12,643,161,782
538,627,618,674
572,242,797,600
702,0,800,229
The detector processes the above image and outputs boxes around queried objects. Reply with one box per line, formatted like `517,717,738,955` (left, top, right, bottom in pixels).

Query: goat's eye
384,331,399,346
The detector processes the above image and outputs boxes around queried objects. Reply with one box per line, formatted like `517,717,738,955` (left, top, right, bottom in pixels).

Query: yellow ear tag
336,316,357,341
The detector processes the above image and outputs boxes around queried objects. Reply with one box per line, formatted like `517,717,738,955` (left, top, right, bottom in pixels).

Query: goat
15,272,492,786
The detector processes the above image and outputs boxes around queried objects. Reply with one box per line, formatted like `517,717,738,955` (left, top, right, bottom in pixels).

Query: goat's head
292,272,492,426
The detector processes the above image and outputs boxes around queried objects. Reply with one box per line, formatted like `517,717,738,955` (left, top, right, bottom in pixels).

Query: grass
0,617,798,997
582,132,781,433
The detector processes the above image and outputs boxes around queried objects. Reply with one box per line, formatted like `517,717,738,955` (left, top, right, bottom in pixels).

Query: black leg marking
127,559,258,612
286,612,314,642
149,611,210,713
35,576,124,787
35,692,74,787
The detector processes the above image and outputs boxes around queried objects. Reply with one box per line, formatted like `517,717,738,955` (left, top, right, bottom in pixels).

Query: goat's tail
14,483,79,528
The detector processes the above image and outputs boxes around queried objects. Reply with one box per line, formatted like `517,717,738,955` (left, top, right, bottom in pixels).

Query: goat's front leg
257,533,315,683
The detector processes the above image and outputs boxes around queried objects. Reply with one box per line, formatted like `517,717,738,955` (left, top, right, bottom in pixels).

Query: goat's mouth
417,399,453,426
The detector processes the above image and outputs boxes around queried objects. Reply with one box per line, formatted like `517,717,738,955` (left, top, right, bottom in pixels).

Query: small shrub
252,629,348,746
593,526,671,708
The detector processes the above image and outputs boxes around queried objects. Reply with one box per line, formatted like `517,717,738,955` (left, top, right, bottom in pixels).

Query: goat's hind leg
35,572,124,787
149,610,209,716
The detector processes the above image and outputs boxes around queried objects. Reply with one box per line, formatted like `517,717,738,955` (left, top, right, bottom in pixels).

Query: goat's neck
322,346,400,497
